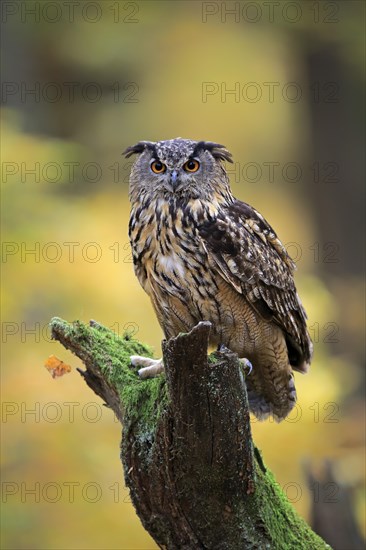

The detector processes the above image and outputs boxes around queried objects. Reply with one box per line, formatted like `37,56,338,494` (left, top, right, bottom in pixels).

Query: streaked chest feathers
129,198,220,317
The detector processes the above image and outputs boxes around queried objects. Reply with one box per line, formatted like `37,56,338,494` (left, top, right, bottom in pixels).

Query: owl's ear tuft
123,141,157,159
193,141,233,163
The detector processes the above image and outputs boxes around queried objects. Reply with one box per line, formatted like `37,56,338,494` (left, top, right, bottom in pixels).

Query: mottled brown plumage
125,138,313,421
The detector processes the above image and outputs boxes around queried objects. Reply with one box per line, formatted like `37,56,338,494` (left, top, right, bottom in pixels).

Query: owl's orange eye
183,159,200,173
151,160,166,174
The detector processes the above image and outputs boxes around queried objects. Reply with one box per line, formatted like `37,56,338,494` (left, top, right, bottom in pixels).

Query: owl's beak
169,170,179,191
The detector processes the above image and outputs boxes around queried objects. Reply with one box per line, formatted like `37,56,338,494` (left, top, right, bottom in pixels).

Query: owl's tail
246,374,296,422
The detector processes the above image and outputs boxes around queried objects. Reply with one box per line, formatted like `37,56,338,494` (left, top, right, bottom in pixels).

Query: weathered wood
51,317,331,550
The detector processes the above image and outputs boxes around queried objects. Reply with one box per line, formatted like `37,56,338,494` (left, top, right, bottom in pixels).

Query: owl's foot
217,345,253,375
240,358,253,375
130,356,164,379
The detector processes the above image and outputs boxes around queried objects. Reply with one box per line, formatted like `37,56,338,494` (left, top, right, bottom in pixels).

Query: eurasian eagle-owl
125,138,313,421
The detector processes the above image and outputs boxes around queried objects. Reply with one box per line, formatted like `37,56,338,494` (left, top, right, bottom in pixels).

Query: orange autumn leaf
44,355,72,379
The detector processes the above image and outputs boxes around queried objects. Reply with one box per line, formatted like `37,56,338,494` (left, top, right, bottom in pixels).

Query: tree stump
50,317,331,550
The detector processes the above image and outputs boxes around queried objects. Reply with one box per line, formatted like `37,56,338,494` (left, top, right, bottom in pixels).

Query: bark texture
50,317,330,550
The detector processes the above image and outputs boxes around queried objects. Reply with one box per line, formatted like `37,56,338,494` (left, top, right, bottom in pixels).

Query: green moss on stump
50,317,168,430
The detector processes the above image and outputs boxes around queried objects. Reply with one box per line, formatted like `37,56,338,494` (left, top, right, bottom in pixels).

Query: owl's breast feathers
129,196,312,371
129,196,218,300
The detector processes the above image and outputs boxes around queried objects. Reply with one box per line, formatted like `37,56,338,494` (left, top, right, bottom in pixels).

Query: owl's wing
199,199,312,369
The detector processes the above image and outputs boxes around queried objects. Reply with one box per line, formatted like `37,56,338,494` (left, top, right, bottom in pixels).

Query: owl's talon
130,356,164,379
218,343,230,353
240,358,253,376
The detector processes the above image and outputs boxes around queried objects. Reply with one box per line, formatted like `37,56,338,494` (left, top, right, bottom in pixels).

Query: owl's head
124,138,233,204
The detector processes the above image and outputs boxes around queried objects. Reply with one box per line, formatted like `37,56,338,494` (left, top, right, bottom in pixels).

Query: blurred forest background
1,1,365,549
